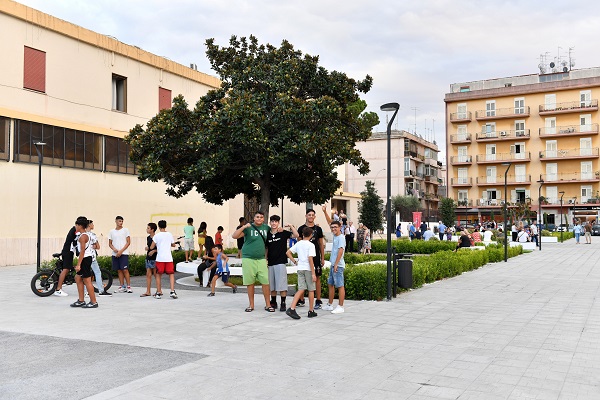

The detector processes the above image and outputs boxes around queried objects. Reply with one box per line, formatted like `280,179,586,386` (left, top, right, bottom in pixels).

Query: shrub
371,239,457,254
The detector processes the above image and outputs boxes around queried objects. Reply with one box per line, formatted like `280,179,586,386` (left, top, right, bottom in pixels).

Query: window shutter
159,87,172,111
24,46,46,93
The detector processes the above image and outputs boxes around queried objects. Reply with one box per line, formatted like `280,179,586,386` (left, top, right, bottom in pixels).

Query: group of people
572,220,593,244
510,221,539,245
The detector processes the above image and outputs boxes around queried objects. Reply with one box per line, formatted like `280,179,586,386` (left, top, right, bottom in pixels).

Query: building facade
445,67,600,226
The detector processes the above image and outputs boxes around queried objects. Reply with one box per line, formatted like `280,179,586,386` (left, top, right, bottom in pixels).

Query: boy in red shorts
150,220,178,299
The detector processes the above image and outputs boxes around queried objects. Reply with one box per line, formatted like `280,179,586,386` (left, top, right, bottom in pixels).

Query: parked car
592,224,600,236
556,224,573,232
540,223,556,232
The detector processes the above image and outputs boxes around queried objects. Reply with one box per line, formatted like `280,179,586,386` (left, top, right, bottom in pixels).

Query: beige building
0,1,351,266
345,130,441,222
445,67,600,226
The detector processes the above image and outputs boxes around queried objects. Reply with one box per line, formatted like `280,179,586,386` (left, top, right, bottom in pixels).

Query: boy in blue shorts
322,205,346,314
207,244,237,296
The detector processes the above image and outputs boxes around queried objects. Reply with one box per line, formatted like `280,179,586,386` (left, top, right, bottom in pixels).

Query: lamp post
502,162,512,262
537,176,544,251
464,198,468,228
559,191,565,243
34,142,46,272
380,102,400,301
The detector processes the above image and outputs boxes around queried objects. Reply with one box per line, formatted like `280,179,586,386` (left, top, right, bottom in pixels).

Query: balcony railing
476,152,531,163
450,133,472,143
475,129,531,141
476,175,531,185
475,106,530,120
539,99,598,115
451,177,472,186
450,155,472,164
539,124,599,137
425,174,440,184
449,111,472,122
404,150,425,161
541,172,600,183
539,147,600,160
404,170,425,179
455,199,473,207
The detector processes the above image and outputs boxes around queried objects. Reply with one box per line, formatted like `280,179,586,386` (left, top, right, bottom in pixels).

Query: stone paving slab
1,240,600,399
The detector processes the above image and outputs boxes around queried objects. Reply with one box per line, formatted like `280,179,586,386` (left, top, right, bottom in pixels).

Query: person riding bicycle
54,217,85,297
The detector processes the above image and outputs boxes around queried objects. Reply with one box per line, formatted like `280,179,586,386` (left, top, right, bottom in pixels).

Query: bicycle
31,252,113,297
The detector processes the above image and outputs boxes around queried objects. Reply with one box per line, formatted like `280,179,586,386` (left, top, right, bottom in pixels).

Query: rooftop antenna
569,47,575,70
432,118,436,144
411,107,419,134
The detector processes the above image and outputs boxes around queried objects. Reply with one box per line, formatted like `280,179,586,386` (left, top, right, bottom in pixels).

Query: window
0,116,9,161
457,125,467,141
24,46,46,93
546,163,557,181
545,94,556,110
105,136,136,174
511,143,525,159
580,138,592,156
459,86,470,92
486,166,496,184
581,90,592,107
514,98,525,114
581,161,592,180
458,190,468,201
581,114,592,132
515,120,525,136
582,185,593,203
483,123,496,137
514,165,526,182
485,144,496,161
457,146,468,162
159,87,172,111
486,190,498,200
457,103,467,119
458,168,468,184
545,140,557,158
545,118,556,135
486,100,496,117
112,74,127,112
546,186,558,204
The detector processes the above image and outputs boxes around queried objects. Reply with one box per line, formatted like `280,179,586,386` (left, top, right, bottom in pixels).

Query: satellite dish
550,62,555,68
563,67,568,72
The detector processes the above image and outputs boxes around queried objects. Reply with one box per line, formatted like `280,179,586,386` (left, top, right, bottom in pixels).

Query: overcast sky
17,0,600,161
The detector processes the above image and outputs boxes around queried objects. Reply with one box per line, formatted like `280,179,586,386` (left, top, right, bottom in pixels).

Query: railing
450,155,472,163
404,170,425,179
450,133,472,143
539,124,599,136
476,152,531,162
455,199,473,207
476,129,531,140
449,111,472,122
539,147,599,159
476,198,504,206
451,177,472,185
404,151,425,161
539,99,598,113
475,106,530,119
542,172,600,182
476,175,531,185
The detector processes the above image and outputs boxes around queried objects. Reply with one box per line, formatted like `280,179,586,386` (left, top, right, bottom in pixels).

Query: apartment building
345,130,441,222
445,67,600,226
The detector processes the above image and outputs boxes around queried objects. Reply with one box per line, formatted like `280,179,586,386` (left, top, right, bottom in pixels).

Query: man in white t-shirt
517,229,530,243
530,221,539,246
150,220,178,299
108,216,132,293
482,228,494,242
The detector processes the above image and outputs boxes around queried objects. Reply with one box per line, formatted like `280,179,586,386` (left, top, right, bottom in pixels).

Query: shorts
183,238,194,251
62,250,74,270
156,261,175,274
242,258,269,285
145,260,156,269
198,237,206,246
327,266,345,288
313,257,323,277
585,232,591,238
268,263,288,292
297,270,316,292
111,255,129,271
76,256,93,278
217,271,230,283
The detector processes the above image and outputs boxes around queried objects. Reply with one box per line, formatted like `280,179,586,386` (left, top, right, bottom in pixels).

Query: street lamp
537,176,544,251
502,162,512,262
559,191,565,243
34,142,46,272
464,198,468,228
381,102,400,301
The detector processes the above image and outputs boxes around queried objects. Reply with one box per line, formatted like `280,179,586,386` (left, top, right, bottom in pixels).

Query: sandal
245,307,254,312
264,306,276,312
140,293,151,297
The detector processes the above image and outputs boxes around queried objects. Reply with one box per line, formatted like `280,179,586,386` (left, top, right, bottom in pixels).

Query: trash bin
397,259,413,289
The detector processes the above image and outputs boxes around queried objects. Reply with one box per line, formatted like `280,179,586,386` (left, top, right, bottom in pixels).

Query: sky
16,0,600,161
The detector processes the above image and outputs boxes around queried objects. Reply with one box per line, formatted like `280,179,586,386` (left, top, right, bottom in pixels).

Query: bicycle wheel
31,270,58,297
93,269,113,292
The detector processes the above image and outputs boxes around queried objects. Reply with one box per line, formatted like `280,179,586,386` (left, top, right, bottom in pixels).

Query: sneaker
154,293,162,299
115,286,127,293
53,289,68,297
286,308,301,320
84,302,98,308
270,300,278,309
70,300,85,307
127,286,133,293
315,299,322,306
207,292,215,297
232,286,237,294
308,310,318,318
98,291,112,296
280,303,286,312
322,303,334,311
297,299,305,307
93,287,99,293
314,302,322,310
331,305,345,314
170,291,178,299
185,261,189,263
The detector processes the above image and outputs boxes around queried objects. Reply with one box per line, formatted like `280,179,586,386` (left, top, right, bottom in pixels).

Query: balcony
456,199,474,207
539,99,598,115
475,129,531,142
450,155,472,165
449,111,472,123
404,150,425,162
539,147,600,161
539,124,599,138
404,170,425,180
451,177,472,187
475,106,530,121
475,198,504,207
476,175,531,186
425,157,439,167
425,174,440,185
476,152,531,163
450,133,472,144
541,172,600,183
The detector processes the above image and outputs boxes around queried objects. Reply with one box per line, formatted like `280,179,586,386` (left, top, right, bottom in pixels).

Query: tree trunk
259,177,271,219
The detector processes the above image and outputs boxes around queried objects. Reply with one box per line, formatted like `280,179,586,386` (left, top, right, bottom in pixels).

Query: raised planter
541,236,558,243
509,242,536,250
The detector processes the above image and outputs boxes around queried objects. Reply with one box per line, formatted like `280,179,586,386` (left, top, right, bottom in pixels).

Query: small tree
358,181,384,234
392,195,421,221
439,197,456,227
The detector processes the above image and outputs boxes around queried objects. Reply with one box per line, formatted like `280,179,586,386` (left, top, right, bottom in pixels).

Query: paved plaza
2,239,600,399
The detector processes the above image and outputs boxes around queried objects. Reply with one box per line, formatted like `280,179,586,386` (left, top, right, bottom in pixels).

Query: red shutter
159,87,172,111
24,46,46,93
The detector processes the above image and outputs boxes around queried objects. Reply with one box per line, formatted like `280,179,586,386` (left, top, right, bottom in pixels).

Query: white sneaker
53,289,68,297
331,305,345,314
322,303,334,311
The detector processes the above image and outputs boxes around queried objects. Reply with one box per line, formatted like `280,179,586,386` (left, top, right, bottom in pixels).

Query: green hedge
371,239,457,254
550,232,575,242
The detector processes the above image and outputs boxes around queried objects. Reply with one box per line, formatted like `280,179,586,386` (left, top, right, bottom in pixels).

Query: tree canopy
439,197,456,227
392,195,421,221
126,35,379,215
358,181,384,232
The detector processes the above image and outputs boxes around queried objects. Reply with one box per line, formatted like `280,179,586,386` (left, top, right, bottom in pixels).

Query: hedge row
371,239,457,254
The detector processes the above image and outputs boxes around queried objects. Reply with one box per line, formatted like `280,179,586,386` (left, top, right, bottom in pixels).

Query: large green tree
358,181,384,233
126,35,379,215
439,197,456,227
392,195,421,221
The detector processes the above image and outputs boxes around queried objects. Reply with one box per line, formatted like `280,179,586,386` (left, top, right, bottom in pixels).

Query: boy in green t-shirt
183,217,195,263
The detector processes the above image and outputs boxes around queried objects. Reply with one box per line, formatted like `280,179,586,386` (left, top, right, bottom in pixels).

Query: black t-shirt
458,234,471,247
266,230,292,266
236,224,245,248
297,224,324,266
146,235,157,260
61,226,77,256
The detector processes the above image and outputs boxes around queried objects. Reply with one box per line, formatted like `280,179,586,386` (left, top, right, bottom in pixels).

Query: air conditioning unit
500,131,507,136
